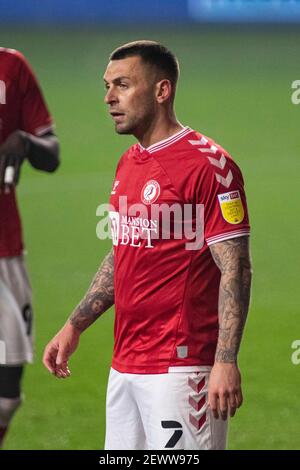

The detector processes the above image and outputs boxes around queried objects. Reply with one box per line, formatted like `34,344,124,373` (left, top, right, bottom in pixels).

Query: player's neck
137,114,183,149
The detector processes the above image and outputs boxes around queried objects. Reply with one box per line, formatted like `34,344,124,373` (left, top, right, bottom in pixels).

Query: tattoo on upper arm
70,249,114,332
210,236,252,362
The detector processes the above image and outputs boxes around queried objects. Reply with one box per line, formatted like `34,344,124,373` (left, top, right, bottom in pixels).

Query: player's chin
115,123,132,135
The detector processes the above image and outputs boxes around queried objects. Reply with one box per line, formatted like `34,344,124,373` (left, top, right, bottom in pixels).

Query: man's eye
119,84,128,89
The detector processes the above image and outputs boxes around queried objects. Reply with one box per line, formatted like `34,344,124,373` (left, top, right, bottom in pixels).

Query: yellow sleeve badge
218,190,245,225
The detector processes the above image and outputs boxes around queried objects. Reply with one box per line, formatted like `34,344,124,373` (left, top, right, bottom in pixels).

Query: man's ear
156,79,172,104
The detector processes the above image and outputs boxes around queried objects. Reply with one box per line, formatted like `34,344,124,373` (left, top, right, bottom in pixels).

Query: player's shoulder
120,143,140,161
0,47,27,64
184,129,232,160
180,128,241,173
115,143,139,172
0,47,33,82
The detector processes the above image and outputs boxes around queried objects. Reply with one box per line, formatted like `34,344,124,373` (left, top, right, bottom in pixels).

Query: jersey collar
138,126,192,154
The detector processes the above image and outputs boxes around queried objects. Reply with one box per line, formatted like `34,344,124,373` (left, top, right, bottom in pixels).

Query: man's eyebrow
103,76,131,83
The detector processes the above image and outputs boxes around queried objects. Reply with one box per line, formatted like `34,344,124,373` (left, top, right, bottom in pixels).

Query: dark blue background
0,0,299,24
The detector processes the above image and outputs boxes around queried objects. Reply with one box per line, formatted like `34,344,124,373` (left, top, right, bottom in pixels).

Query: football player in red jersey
0,48,59,447
43,41,251,450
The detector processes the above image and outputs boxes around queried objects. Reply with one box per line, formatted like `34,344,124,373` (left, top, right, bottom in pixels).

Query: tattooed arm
43,249,114,378
70,249,114,332
208,236,252,420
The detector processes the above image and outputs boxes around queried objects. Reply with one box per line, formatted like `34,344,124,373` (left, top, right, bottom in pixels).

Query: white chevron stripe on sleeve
188,137,208,146
197,146,217,154
215,170,233,188
207,154,227,169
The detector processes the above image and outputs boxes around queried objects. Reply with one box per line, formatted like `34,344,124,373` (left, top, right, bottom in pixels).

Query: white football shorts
105,367,228,450
0,256,34,365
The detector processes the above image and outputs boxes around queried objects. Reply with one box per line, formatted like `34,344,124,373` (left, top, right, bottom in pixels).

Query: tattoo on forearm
69,249,114,332
210,236,252,363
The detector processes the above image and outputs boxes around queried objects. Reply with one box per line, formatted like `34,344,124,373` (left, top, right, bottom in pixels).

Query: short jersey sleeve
17,51,53,136
196,155,250,246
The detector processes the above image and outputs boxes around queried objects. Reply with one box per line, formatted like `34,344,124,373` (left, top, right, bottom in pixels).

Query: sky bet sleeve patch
218,190,245,224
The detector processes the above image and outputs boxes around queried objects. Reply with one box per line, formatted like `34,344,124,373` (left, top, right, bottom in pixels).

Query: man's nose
104,87,118,104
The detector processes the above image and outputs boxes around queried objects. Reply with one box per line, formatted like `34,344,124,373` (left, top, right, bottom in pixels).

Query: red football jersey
109,127,250,374
0,48,53,257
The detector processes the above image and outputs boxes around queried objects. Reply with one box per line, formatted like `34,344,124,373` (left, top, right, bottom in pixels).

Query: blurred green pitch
0,26,299,449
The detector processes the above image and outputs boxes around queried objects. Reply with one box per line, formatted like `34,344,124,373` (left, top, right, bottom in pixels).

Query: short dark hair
109,40,180,88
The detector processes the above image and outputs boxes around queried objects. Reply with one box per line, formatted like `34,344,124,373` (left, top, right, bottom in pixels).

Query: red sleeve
196,154,250,246
16,51,53,136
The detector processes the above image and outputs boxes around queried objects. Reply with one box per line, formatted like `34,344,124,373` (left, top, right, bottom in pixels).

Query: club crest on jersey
218,190,244,225
141,180,160,205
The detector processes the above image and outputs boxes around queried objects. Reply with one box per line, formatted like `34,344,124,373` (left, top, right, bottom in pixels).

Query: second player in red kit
0,48,59,447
